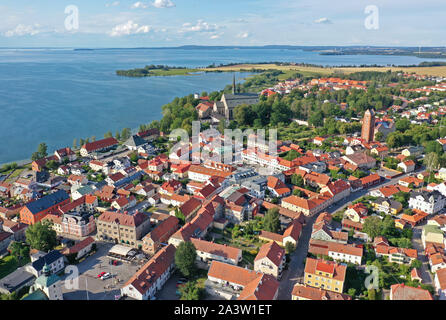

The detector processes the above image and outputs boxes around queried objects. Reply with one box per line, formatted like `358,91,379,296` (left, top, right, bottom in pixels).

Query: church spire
232,74,236,94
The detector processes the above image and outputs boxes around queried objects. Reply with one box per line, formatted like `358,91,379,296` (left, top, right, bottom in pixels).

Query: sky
0,0,445,48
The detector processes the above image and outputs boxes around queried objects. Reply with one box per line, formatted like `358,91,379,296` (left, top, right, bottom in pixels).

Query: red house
19,190,70,225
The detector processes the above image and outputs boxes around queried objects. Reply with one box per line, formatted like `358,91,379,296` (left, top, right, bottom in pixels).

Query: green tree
174,208,186,225
174,241,197,278
45,160,58,171
115,131,121,141
367,289,378,300
362,216,382,239
410,259,422,269
375,132,384,142
308,110,324,127
25,221,57,252
424,152,439,171
395,119,410,132
264,208,281,233
37,143,48,159
104,131,113,138
8,241,30,261
31,152,41,161
72,138,77,149
121,128,131,141
285,241,295,255
291,174,304,187
179,281,202,300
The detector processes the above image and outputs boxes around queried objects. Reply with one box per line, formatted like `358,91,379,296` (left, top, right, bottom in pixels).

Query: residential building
435,268,446,300
254,242,286,279
61,211,96,237
409,191,446,215
80,137,118,157
206,260,279,300
291,284,351,300
96,211,151,248
374,244,417,264
19,190,70,225
25,250,65,277
191,238,242,266
342,153,376,169
120,244,176,300
371,197,403,215
390,283,433,300
303,258,346,293
308,239,363,265
61,237,95,260
142,216,179,255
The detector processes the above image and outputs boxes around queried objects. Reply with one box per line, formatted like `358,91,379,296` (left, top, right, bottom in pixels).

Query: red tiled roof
123,244,175,295
255,241,285,267
62,237,95,255
191,238,241,261
82,137,118,152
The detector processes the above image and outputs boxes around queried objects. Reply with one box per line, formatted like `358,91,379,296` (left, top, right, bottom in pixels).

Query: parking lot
61,242,141,300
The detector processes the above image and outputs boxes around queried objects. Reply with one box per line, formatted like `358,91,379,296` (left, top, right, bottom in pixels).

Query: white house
120,244,175,300
409,191,446,215
435,268,446,300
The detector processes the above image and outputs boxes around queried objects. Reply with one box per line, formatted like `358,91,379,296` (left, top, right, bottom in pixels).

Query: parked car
101,272,112,280
97,272,106,278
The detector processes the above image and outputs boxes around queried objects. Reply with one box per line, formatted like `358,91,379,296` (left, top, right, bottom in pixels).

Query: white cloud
314,17,333,24
106,1,120,7
237,32,250,39
131,2,148,9
110,20,152,36
4,24,41,37
180,20,218,33
152,0,175,8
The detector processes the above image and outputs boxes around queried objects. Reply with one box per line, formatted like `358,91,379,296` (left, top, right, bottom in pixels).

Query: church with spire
209,74,259,123
22,264,63,300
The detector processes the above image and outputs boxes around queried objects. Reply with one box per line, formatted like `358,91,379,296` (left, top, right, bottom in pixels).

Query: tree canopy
174,241,197,278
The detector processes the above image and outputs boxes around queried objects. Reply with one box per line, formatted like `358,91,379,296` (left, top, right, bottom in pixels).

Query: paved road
412,224,433,285
277,167,425,300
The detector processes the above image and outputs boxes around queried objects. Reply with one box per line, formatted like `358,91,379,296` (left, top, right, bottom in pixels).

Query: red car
97,272,106,278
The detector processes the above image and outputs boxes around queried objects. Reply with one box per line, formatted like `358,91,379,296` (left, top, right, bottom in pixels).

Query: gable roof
191,238,241,261
390,283,433,300
123,244,175,295
82,137,118,152
255,241,285,267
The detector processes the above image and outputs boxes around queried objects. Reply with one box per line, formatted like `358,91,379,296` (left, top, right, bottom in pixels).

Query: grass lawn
0,255,30,279
5,168,25,183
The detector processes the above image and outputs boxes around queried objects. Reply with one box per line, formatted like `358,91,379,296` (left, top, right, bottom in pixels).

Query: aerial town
1,70,446,302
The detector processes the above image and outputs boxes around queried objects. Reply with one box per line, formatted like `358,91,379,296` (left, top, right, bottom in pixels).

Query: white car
101,272,112,280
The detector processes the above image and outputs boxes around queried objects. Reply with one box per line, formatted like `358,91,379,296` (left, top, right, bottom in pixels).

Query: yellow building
371,198,402,215
303,258,346,293
435,168,446,181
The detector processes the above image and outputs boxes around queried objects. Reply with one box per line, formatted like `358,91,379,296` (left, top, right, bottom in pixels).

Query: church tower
232,74,236,94
27,263,63,300
361,109,375,143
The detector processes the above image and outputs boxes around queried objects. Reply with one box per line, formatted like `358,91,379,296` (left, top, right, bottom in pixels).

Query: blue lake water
0,47,442,164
